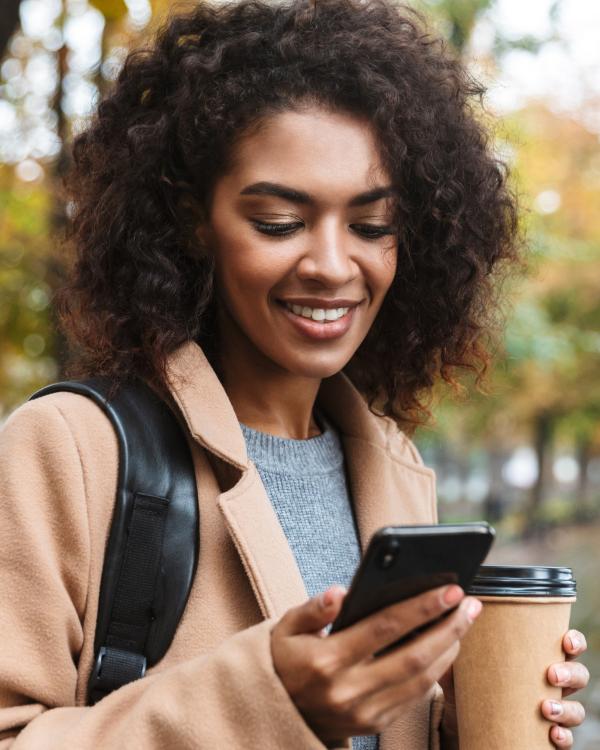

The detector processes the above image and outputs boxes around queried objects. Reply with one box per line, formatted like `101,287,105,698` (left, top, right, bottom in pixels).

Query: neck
216,312,322,440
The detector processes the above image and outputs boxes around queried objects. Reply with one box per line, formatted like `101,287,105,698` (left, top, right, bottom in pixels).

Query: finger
329,584,465,664
541,699,586,728
277,585,347,636
563,630,587,660
350,596,480,693
357,635,462,732
548,662,590,693
550,724,573,748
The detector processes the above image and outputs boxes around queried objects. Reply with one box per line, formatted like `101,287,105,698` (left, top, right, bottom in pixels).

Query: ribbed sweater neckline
239,412,343,476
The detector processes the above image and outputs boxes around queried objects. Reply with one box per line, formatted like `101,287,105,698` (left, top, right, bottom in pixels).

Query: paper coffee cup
454,565,576,750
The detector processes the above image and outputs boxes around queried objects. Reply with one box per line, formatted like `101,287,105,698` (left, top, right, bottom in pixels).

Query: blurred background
0,0,598,745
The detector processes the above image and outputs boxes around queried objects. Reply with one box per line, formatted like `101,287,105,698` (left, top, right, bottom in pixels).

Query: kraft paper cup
454,565,577,750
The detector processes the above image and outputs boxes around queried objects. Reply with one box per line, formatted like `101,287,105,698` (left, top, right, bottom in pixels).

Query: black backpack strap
29,377,199,704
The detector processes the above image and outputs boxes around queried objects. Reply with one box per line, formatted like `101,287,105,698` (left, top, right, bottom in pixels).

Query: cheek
369,244,397,301
384,246,398,286
213,234,291,308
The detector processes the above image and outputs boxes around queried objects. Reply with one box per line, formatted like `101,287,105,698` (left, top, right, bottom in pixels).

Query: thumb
279,585,347,636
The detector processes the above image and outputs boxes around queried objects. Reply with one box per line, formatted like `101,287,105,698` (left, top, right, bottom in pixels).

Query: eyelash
251,221,395,240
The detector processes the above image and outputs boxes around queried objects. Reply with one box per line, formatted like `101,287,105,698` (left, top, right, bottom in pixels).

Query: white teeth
285,303,350,322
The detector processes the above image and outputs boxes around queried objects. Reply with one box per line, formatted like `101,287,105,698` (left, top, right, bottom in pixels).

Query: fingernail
549,701,563,717
555,726,565,741
321,585,346,608
321,589,334,608
466,598,482,622
554,666,569,685
443,585,464,607
568,633,580,650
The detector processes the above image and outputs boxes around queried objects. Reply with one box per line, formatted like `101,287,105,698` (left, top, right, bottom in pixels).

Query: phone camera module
377,539,400,570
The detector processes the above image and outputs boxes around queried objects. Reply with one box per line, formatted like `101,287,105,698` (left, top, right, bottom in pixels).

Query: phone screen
330,522,495,637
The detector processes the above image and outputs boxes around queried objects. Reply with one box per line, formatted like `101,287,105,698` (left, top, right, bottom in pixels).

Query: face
198,107,398,381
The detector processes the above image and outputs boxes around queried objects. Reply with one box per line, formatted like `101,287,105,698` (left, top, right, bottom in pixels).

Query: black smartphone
330,522,495,642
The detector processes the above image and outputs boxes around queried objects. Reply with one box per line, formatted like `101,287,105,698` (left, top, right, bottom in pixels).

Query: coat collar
164,339,393,470
165,340,249,471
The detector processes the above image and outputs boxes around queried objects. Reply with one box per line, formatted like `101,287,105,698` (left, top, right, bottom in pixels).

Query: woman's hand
541,629,590,747
270,583,481,746
437,666,459,749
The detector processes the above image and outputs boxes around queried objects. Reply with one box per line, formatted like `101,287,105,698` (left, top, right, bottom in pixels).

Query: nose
295,220,358,288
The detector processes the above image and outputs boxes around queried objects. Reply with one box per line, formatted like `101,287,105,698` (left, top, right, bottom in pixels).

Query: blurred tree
0,165,57,412
0,0,22,60
0,0,130,415
89,0,128,19
47,2,70,379
89,0,128,98
419,0,562,57
425,104,600,526
500,107,600,519
421,0,494,52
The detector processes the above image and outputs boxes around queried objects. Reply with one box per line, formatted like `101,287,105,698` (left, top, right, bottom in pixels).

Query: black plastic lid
468,564,576,597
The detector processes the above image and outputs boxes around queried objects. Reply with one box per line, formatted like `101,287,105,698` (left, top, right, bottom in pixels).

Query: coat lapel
343,434,438,550
165,341,308,619
217,465,308,619
317,372,437,550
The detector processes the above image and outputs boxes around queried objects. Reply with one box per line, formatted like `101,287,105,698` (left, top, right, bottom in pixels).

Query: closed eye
251,220,396,240
251,220,302,236
351,224,396,240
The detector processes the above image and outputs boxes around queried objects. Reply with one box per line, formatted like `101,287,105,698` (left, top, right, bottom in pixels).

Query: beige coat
0,341,444,749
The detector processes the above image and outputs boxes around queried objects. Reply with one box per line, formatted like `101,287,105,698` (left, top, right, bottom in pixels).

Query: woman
0,0,588,748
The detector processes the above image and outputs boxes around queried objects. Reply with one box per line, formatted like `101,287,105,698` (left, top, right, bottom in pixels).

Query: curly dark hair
55,0,522,433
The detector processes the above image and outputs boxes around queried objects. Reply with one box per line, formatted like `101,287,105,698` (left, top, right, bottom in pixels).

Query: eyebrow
239,181,396,206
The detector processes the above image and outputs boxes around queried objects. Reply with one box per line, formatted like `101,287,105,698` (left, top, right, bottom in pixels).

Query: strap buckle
88,646,147,704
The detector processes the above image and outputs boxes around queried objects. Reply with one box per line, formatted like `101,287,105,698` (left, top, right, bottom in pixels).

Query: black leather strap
29,377,199,703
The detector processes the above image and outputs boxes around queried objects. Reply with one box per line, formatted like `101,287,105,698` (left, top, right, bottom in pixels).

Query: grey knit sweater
240,413,379,750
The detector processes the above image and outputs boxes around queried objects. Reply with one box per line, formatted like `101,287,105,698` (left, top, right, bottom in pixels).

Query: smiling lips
285,302,350,322
277,298,361,340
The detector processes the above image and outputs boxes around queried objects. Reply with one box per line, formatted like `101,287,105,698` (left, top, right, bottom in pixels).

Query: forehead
221,108,390,201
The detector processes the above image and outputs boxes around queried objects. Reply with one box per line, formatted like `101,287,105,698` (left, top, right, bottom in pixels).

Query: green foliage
0,167,59,416
421,0,494,51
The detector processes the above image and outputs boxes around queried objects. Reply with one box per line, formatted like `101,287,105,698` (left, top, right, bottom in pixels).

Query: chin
275,350,353,380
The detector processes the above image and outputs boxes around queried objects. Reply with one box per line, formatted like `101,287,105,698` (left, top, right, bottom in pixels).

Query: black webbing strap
89,493,169,703
107,493,169,652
